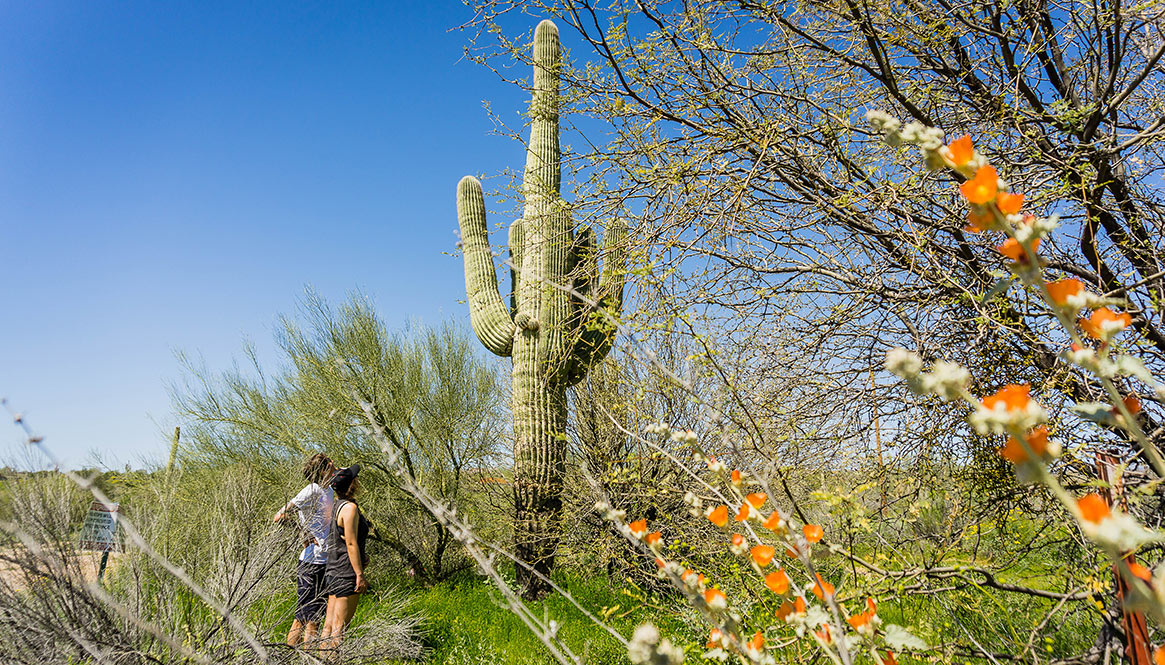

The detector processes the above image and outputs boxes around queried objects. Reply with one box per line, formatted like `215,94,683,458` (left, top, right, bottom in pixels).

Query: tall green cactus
456,19,626,599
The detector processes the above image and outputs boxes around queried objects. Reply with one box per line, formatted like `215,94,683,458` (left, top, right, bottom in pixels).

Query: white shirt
289,483,334,564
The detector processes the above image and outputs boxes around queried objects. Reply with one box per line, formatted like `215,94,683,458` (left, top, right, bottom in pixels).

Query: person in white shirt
273,453,336,647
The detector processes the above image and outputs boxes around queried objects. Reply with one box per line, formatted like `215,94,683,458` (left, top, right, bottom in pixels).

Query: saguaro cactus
456,19,626,599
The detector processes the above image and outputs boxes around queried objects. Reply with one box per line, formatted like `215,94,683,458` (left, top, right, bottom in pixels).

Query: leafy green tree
172,293,507,584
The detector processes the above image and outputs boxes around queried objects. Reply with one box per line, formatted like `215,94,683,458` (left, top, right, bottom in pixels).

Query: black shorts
325,573,360,598
295,561,327,623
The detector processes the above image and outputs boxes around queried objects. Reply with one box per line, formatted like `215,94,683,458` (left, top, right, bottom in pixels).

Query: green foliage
172,292,507,584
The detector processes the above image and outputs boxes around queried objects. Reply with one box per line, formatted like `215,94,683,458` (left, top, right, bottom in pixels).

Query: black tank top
325,499,369,578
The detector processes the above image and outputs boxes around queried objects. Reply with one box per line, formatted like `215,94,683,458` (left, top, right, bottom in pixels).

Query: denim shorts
295,561,327,622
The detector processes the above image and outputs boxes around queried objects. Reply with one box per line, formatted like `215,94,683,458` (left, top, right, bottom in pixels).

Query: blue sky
0,2,547,468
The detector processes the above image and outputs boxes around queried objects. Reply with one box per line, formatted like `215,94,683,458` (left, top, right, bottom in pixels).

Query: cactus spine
456,19,626,599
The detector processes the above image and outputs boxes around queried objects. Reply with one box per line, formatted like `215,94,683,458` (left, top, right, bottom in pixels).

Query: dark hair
335,477,360,502
302,453,334,485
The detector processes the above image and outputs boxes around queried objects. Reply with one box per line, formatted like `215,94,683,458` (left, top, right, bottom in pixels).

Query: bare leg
304,620,321,644
322,594,361,655
286,618,305,647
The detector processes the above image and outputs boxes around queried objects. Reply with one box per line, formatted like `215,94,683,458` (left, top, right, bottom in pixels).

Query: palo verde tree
455,19,627,598
461,0,1165,659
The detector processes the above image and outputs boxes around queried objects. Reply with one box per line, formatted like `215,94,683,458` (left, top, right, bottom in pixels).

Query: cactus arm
457,175,515,357
564,219,627,386
509,218,524,320
524,20,561,207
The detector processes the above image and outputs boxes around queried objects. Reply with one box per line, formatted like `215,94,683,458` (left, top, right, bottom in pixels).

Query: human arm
274,484,317,524
339,502,368,593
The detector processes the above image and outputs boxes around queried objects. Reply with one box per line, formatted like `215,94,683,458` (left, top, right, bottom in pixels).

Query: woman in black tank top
321,464,370,652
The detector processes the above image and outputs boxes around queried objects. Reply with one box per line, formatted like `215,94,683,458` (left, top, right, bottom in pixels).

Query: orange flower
1077,493,1111,524
731,533,745,547
764,569,790,594
645,531,662,546
996,192,1024,215
1122,394,1142,415
881,652,899,665
776,600,794,620
947,135,974,167
731,469,742,485
866,597,878,614
794,596,807,614
745,492,767,508
982,384,1031,412
1079,308,1132,340
1000,425,1049,464
803,524,824,543
735,503,752,522
751,545,776,568
708,505,729,527
1046,278,1085,307
848,611,872,629
811,574,835,600
815,624,832,644
786,546,800,559
705,628,722,649
1154,646,1165,665
762,511,784,531
655,558,666,569
965,208,994,233
961,165,998,204
629,519,647,538
746,630,765,653
1127,561,1153,583
997,237,1039,262
704,587,727,610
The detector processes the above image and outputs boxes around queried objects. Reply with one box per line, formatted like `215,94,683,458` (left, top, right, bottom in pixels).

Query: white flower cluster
645,422,673,436
968,398,1047,435
670,429,698,445
864,110,943,151
593,501,626,523
627,623,685,665
683,491,704,517
1081,511,1160,552
885,348,968,401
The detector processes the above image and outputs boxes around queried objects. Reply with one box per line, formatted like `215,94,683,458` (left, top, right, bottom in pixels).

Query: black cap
331,464,361,493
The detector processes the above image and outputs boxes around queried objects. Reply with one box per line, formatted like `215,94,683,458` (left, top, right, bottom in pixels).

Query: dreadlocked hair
302,453,333,485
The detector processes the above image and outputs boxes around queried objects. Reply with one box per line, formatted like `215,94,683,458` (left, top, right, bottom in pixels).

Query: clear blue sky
0,2,542,468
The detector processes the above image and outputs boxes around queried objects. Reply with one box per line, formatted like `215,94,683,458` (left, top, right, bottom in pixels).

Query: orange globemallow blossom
655,558,666,569
765,569,790,594
982,384,1031,412
815,624,832,644
704,587,727,610
1127,561,1153,583
1122,394,1142,415
1080,308,1133,339
629,519,647,538
1154,646,1165,665
1078,493,1111,524
1000,425,1049,464
803,523,824,543
762,511,784,531
996,192,1024,215
731,533,745,547
745,492,767,508
705,628,722,649
881,652,899,665
997,237,1040,262
776,600,794,620
750,545,776,567
947,135,974,166
746,630,765,653
734,503,752,522
794,596,807,614
645,531,662,546
1046,278,1085,306
811,574,835,600
966,208,994,233
731,469,742,485
961,165,998,204
708,505,729,527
